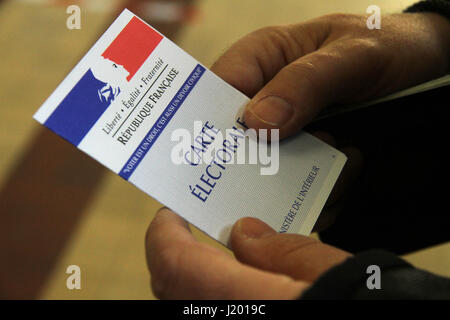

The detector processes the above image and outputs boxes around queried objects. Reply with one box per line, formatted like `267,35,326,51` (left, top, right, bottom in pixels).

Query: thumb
230,217,352,282
243,39,385,139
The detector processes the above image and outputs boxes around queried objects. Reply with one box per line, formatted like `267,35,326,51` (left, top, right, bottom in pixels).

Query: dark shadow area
308,85,449,254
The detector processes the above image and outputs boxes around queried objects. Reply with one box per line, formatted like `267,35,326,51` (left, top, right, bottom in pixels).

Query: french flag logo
45,17,163,146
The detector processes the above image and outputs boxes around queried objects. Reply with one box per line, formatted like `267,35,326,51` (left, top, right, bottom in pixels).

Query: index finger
210,23,323,97
146,208,308,299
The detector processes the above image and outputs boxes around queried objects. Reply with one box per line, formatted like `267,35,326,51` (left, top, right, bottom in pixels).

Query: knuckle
251,25,305,61
291,22,330,52
286,56,328,91
251,25,284,38
347,37,382,54
347,37,389,69
252,25,289,48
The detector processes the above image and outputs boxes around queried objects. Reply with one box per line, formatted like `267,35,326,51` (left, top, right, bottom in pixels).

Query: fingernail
236,217,276,239
249,96,293,127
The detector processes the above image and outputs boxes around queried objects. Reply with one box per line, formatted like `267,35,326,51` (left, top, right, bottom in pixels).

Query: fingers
230,217,352,282
146,208,308,299
145,207,196,297
214,13,449,141
243,36,390,139
210,23,326,97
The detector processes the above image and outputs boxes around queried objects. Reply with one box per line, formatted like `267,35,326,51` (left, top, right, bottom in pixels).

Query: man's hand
212,13,450,139
211,12,449,230
146,208,351,299
145,12,450,299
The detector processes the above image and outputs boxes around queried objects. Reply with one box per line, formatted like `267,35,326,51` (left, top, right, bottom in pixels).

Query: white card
34,9,346,245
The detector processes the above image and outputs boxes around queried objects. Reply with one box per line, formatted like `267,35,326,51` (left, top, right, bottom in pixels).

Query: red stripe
102,16,163,81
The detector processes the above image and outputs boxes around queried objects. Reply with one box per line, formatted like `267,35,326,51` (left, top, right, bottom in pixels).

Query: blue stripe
44,69,111,146
119,64,205,180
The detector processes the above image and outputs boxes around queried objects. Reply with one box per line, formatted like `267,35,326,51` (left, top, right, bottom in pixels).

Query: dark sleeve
300,250,450,299
404,0,450,20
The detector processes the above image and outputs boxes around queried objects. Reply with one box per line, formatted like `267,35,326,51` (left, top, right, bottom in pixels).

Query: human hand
212,12,450,229
146,208,351,299
211,13,450,139
146,12,450,299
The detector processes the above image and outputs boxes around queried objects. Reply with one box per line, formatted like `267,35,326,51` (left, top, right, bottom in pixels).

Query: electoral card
34,9,346,244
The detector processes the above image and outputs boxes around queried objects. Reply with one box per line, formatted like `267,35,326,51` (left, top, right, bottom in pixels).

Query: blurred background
0,0,448,299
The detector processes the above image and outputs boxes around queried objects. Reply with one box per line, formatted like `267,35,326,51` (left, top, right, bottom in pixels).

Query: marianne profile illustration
91,57,130,104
